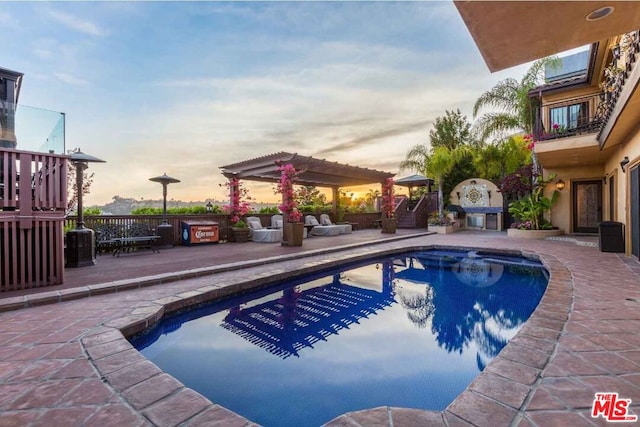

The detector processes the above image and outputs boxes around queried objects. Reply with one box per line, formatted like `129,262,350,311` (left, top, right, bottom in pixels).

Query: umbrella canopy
394,174,433,188
149,173,181,185
69,150,106,164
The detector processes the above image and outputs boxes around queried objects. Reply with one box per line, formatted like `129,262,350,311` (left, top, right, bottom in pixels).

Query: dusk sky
3,1,535,206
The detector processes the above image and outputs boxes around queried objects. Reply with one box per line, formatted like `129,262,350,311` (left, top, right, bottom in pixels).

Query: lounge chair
320,214,352,234
271,215,284,230
305,215,340,236
247,216,282,243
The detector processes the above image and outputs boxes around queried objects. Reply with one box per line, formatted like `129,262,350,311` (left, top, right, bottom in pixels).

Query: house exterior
455,1,640,259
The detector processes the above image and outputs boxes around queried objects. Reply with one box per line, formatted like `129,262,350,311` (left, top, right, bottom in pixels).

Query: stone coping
0,232,432,313
84,244,567,427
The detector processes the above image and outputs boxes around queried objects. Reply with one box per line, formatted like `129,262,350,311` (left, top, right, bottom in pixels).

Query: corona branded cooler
181,221,219,246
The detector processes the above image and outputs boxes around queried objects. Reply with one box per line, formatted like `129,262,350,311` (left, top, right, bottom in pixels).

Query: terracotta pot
381,218,397,234
283,222,304,246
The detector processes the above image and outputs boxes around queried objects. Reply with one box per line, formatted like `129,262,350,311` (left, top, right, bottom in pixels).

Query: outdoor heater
66,150,106,268
149,173,180,248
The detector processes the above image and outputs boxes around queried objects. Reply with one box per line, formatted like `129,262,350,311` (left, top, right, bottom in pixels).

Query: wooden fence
65,211,384,246
1,149,67,291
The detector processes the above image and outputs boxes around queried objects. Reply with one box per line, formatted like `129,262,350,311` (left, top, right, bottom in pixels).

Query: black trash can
598,221,625,252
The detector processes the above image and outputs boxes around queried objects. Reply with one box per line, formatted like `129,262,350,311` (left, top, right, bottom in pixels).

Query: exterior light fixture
206,201,213,213
620,156,630,172
149,173,181,248
456,191,461,200
586,6,614,21
470,179,477,185
66,149,106,268
556,179,566,191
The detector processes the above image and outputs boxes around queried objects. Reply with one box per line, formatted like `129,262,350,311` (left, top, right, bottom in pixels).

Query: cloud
313,120,434,157
48,9,105,36
53,72,90,86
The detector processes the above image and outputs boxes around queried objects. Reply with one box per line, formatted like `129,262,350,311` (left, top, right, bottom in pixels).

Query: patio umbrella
394,174,434,202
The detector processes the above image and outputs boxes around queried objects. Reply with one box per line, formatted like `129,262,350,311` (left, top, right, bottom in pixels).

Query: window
549,101,589,130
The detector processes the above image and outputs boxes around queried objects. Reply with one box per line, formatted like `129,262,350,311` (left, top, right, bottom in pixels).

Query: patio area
1,230,639,426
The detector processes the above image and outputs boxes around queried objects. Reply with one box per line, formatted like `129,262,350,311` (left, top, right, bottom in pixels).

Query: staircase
395,193,437,229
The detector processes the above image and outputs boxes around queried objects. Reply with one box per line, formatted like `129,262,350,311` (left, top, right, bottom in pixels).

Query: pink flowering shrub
222,178,252,226
511,220,533,230
381,177,395,218
277,164,303,223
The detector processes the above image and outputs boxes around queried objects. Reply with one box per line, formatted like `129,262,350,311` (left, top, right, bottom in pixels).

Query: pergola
219,152,395,212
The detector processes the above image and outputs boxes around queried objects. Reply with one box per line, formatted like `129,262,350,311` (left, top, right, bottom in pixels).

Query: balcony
533,30,640,168
1,102,66,291
533,93,605,168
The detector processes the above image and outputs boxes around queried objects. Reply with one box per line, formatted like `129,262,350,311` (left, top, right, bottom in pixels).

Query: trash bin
598,221,625,252
181,221,219,246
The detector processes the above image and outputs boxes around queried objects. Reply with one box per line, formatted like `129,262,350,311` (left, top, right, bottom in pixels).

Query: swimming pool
131,249,548,426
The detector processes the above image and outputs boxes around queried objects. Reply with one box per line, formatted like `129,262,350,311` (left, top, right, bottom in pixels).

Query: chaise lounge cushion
247,216,282,243
320,214,352,234
305,215,340,236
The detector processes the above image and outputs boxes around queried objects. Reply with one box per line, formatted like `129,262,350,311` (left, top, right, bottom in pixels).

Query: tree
473,57,559,142
401,145,465,223
294,185,327,208
429,109,475,150
473,135,532,182
401,110,476,215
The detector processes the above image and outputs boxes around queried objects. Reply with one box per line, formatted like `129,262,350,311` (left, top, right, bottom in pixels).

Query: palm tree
473,57,559,142
473,135,532,182
401,145,464,223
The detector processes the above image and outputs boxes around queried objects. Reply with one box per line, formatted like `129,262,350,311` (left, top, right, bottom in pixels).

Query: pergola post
332,186,339,218
281,190,289,242
228,177,240,216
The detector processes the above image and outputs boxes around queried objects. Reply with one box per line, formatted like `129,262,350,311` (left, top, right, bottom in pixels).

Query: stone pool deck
1,230,639,426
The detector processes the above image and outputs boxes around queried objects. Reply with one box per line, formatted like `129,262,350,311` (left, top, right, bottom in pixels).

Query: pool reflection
131,250,547,427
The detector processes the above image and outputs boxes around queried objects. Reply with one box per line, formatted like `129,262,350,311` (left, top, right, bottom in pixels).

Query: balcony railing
534,113,604,142
597,30,640,139
0,102,65,154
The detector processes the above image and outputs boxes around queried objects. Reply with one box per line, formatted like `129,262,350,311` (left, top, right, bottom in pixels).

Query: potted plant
427,212,456,234
230,219,250,243
277,164,304,246
381,177,396,234
222,178,252,242
507,173,563,239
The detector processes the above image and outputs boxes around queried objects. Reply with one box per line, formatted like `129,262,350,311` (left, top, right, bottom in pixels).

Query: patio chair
305,215,340,236
247,216,282,243
271,215,284,230
320,214,352,234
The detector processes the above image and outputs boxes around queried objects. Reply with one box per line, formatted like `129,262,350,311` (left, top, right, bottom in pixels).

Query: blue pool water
131,249,548,426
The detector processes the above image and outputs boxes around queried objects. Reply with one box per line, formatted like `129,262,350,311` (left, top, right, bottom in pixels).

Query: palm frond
473,112,522,141
472,78,519,117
